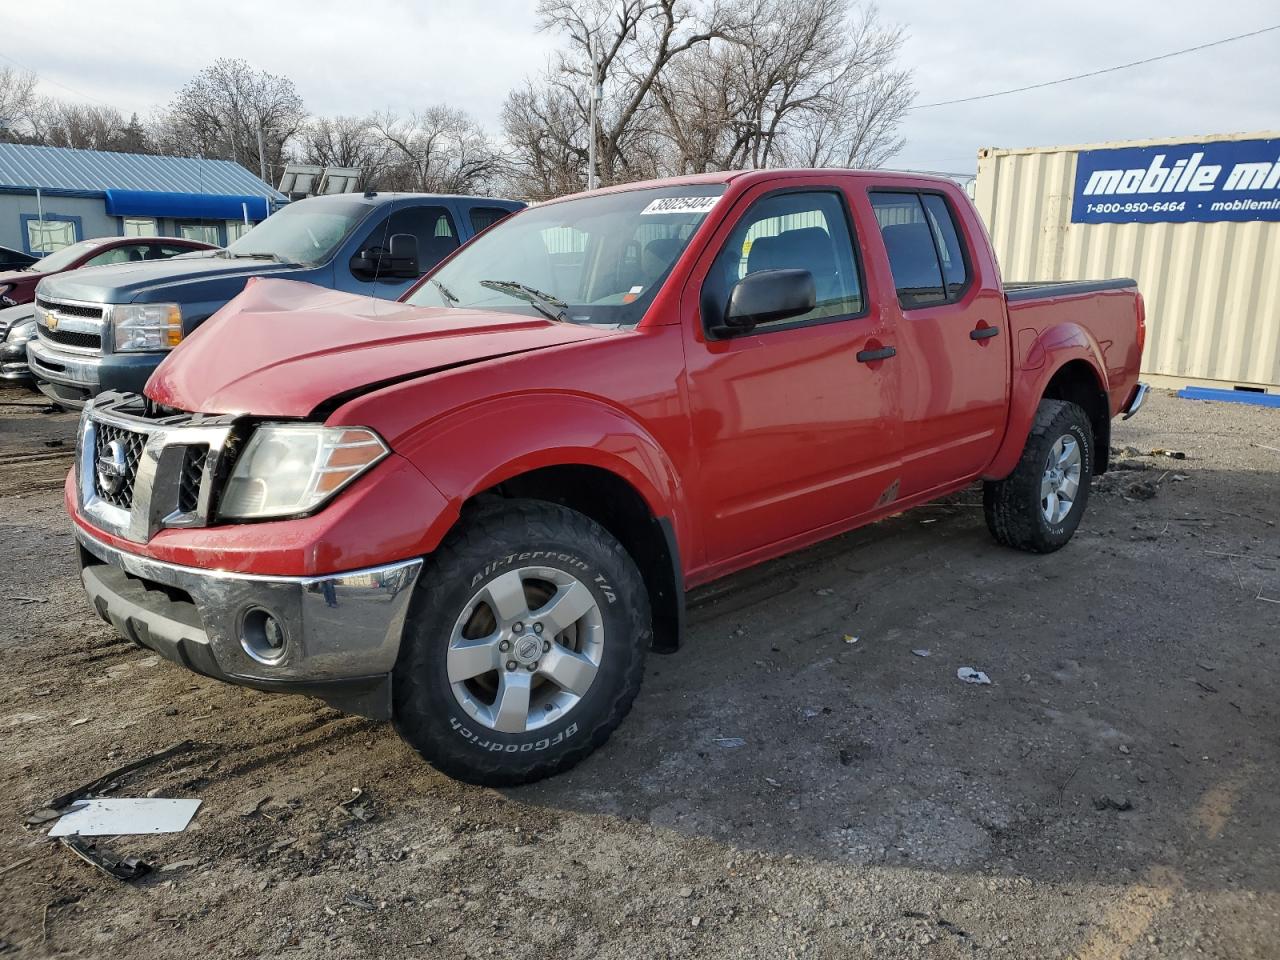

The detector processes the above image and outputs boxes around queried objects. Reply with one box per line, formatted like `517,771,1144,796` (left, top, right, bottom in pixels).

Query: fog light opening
241,607,288,664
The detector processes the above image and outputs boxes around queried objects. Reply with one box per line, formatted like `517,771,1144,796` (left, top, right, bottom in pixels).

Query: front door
683,184,902,566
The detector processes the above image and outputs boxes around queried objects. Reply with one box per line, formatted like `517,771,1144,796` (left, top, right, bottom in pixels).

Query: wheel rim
446,566,605,734
1041,434,1082,524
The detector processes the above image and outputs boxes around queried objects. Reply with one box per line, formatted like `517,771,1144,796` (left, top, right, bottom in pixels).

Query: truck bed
1003,278,1136,302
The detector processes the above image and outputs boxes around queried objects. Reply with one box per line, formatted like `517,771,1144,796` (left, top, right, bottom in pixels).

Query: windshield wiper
226,251,286,262
478,279,569,323
431,278,459,305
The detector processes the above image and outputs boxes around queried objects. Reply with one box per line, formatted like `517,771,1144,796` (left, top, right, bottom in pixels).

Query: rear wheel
984,399,1094,553
392,499,650,786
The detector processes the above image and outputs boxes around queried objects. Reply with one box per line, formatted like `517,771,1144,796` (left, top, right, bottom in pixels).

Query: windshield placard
639,196,720,216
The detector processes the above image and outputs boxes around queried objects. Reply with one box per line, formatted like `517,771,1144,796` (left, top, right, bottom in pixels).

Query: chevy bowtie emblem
46,313,58,330
96,439,128,496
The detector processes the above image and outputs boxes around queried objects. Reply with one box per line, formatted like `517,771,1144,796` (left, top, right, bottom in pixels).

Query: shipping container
974,131,1280,391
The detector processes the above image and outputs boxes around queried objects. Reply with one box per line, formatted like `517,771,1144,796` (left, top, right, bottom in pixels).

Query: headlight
6,318,35,345
218,424,388,520
111,302,183,352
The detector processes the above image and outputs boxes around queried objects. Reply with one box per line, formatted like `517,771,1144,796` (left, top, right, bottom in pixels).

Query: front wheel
984,398,1094,553
392,499,651,786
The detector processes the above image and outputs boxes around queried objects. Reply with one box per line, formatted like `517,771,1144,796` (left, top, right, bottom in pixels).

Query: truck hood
146,278,615,417
38,252,306,304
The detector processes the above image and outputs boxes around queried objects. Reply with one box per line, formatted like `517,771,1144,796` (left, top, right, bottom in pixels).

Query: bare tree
656,0,912,171
0,66,38,140
156,58,306,181
28,100,130,151
501,80,588,200
298,115,392,187
766,4,913,169
516,0,734,187
505,0,911,193
372,107,504,195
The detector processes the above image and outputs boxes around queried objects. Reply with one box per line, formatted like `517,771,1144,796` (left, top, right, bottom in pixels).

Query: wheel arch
986,328,1111,480
464,464,684,653
400,395,689,652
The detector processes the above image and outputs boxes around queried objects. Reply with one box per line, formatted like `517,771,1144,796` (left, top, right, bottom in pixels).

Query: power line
0,50,120,109
911,24,1280,110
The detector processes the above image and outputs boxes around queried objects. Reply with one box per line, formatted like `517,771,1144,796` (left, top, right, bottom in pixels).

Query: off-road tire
984,399,1094,553
392,499,651,786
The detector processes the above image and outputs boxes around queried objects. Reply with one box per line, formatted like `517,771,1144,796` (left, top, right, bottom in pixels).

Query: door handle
856,345,896,363
970,325,1000,341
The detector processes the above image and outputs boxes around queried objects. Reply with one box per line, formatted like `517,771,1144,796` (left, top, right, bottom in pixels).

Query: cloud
890,0,1280,174
7,0,1277,173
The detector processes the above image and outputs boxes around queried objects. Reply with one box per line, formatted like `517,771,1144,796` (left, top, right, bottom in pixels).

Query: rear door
865,188,1009,496
682,181,902,565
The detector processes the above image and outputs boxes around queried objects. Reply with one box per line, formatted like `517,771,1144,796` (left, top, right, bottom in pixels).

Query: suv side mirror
712,269,816,337
387,233,419,277
350,233,420,280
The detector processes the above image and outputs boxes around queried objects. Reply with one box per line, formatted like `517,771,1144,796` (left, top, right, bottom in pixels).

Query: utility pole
256,124,269,185
587,33,600,191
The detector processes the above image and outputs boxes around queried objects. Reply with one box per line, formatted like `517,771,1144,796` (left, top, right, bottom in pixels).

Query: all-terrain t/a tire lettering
392,499,651,786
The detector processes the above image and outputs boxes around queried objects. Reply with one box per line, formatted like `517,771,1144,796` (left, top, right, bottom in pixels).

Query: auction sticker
640,196,720,215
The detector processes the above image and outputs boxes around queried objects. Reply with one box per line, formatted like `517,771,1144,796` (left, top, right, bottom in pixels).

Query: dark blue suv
28,192,523,407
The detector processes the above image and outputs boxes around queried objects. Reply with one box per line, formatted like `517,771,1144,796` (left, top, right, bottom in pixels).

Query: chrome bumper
1122,382,1149,420
75,527,423,718
27,338,102,390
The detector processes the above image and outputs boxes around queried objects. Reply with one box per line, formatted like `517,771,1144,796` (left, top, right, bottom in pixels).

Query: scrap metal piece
48,798,202,837
26,740,197,826
59,837,152,882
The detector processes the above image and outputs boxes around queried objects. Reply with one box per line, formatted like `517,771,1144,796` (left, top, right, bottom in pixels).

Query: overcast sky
7,0,1279,176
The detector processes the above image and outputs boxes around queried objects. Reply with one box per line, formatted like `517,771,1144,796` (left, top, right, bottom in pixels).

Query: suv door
867,189,1009,496
682,183,902,564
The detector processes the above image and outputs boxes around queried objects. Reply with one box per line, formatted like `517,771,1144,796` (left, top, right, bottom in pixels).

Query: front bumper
1,340,30,380
76,527,423,719
27,339,160,407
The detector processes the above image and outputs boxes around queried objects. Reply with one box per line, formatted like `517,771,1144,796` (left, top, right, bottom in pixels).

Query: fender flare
984,323,1110,481
396,392,689,560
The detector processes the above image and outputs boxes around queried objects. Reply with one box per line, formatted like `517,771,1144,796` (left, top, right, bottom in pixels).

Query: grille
38,326,101,350
178,445,209,514
93,423,146,509
36,298,104,320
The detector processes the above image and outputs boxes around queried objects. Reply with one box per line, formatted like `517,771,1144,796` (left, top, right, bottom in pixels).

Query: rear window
869,191,970,308
469,206,514,234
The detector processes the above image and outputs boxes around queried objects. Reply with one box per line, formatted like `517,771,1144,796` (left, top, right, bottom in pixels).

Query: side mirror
712,269,816,338
350,233,420,280
387,233,419,277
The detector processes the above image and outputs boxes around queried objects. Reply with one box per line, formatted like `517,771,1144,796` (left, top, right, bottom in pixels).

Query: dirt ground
0,383,1277,960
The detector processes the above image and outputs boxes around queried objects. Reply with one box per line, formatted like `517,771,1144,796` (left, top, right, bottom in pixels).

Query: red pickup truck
67,170,1146,785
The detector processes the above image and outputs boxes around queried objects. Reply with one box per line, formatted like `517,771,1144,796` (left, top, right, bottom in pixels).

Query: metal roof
0,143,285,200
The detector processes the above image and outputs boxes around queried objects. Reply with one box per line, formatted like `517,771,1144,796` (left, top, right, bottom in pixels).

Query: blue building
0,142,286,255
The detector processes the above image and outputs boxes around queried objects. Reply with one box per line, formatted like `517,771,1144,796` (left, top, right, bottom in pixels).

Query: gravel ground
0,383,1277,960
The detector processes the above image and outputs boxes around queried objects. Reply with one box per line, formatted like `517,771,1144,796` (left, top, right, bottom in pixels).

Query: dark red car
0,235,215,307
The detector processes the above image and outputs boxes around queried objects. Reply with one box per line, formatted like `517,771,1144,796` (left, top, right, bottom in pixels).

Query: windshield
406,184,727,325
30,239,105,273
225,199,371,266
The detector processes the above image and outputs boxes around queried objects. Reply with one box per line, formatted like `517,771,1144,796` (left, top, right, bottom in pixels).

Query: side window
921,194,969,298
86,244,150,266
706,191,862,331
469,206,513,234
359,206,458,277
154,244,195,259
869,191,970,308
